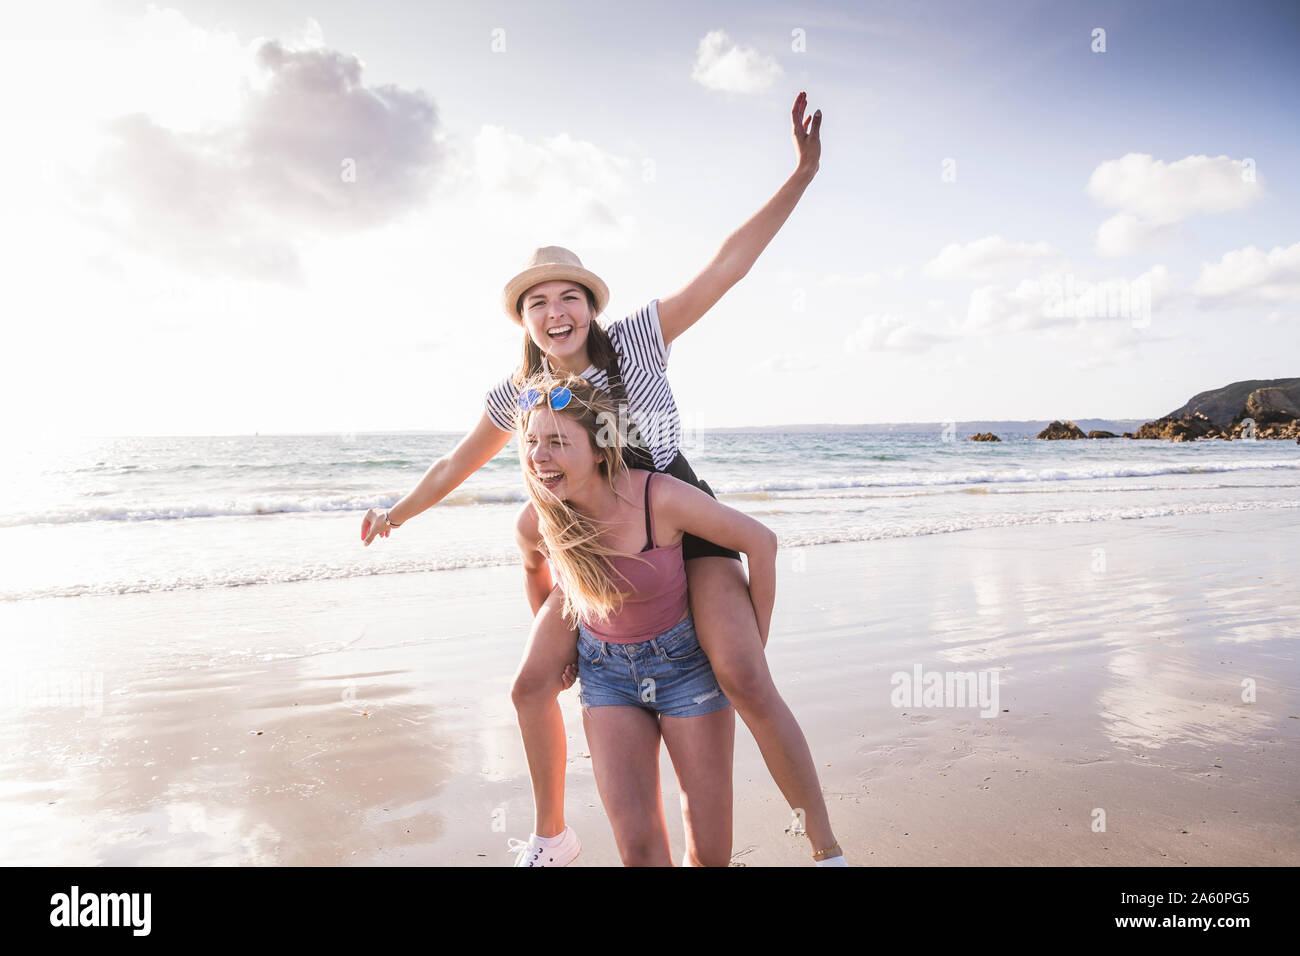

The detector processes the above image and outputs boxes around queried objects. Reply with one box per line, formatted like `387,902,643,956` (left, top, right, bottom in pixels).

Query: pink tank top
581,472,689,644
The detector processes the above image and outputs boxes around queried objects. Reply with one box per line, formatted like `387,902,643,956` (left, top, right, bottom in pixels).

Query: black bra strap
643,472,655,550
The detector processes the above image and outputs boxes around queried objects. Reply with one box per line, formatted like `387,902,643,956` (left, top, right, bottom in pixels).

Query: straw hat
500,246,610,326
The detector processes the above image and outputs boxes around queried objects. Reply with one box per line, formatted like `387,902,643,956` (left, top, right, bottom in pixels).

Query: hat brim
502,265,610,326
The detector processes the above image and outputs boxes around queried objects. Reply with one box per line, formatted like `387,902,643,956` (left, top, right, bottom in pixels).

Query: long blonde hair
517,370,654,628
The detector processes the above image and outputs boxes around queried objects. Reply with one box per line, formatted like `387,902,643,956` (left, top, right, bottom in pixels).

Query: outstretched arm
658,91,823,348
363,412,511,545
657,477,778,645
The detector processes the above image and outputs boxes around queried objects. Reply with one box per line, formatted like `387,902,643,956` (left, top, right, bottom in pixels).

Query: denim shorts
576,613,732,719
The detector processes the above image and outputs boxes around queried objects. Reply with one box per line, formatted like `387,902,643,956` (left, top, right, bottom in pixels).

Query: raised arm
657,91,822,348
362,411,511,545
657,476,779,645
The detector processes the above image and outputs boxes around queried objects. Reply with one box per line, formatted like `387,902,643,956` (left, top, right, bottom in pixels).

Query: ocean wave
717,459,1300,496
0,553,519,602
8,456,1300,526
4,498,1295,602
775,479,1300,502
70,458,424,475
0,487,530,527
776,498,1300,548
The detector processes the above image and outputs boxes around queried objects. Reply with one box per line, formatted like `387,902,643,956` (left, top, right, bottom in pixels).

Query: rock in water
1134,413,1221,441
1243,387,1300,426
1227,417,1300,441
1036,421,1086,440
969,432,1001,442
1137,386,1300,441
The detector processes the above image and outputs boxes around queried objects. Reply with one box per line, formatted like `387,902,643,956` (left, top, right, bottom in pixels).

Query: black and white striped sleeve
484,375,520,432
611,298,670,374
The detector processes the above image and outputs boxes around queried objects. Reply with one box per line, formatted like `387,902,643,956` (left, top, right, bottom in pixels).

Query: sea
3,429,1298,603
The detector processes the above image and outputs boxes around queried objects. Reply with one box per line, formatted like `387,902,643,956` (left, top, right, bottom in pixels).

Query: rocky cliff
1132,380,1300,441
1163,378,1300,426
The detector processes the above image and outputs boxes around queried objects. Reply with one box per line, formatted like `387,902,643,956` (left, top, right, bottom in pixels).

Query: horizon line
66,416,1162,440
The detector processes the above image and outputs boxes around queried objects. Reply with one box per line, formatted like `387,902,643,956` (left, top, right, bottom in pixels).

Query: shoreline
2,507,1297,866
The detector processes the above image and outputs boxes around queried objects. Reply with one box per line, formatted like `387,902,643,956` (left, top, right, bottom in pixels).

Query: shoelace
506,837,544,866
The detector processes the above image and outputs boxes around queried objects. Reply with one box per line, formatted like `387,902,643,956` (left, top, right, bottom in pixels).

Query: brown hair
512,284,647,467
516,369,653,628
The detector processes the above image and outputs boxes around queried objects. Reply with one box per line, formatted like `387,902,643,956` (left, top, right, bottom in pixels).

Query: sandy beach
2,506,1297,867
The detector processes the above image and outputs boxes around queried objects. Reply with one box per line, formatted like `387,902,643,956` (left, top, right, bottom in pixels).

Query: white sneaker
507,826,581,867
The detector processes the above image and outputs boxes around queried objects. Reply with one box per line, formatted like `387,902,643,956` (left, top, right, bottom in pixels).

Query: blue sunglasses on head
517,385,573,412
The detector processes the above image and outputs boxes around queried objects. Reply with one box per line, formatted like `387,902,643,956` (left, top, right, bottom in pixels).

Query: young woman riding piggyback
361,92,846,865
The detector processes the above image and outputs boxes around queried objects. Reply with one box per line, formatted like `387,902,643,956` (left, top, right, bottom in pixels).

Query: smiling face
520,280,594,364
522,405,601,502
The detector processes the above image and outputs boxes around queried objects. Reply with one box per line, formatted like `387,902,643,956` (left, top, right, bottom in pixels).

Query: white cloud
845,314,953,353
690,30,784,94
963,280,1060,334
962,266,1175,334
77,35,447,282
1134,263,1177,299
470,125,637,239
923,235,1059,281
1086,153,1262,256
1191,241,1300,307
55,17,639,287
1095,213,1181,257
1086,153,1261,221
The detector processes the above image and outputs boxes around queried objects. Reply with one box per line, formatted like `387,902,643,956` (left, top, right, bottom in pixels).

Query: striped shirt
484,298,683,471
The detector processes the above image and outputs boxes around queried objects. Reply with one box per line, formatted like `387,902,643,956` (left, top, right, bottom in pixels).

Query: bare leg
582,705,672,866
509,585,578,838
686,556,840,858
659,706,735,866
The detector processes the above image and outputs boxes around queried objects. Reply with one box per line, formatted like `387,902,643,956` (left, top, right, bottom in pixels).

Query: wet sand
1,507,1297,866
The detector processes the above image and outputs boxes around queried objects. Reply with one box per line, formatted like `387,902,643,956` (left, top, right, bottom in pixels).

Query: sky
3,0,1298,439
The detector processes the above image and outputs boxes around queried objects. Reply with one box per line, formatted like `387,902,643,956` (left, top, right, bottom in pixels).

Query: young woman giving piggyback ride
361,92,847,866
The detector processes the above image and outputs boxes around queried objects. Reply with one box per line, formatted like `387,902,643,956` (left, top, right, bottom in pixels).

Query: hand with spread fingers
792,90,822,175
